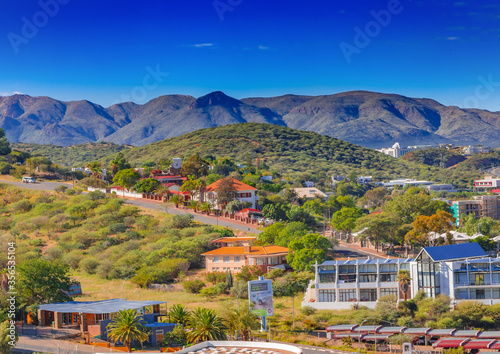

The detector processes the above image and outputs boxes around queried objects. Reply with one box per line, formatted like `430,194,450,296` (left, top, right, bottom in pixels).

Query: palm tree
225,305,260,341
396,269,411,301
200,202,212,215
106,309,150,352
186,307,227,344
169,304,191,326
169,194,182,208
85,161,103,179
188,200,200,212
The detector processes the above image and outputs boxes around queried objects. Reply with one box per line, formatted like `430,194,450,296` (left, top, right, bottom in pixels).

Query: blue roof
38,299,166,314
145,323,176,328
422,243,487,262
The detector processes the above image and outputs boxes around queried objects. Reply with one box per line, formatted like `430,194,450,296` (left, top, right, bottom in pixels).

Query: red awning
463,339,496,349
490,341,500,349
434,338,469,348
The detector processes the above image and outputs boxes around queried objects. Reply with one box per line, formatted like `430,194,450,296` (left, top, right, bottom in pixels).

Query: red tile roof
202,246,288,256
206,178,257,192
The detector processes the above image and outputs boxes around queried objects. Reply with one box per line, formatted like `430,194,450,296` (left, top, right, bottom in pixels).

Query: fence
15,340,126,354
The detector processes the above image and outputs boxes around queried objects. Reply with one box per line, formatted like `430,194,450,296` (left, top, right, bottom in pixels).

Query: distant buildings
382,179,434,188
293,187,328,199
202,178,258,209
377,142,430,158
474,178,500,191
463,145,491,155
426,184,456,193
451,195,500,225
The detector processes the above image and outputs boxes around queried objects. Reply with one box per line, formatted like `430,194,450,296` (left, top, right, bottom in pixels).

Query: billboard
248,279,273,317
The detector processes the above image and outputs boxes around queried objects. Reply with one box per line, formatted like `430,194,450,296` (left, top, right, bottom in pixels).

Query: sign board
68,282,82,296
248,279,273,317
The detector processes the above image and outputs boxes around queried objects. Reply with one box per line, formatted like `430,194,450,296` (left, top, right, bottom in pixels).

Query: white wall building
377,142,420,158
382,179,434,188
202,178,259,209
463,145,491,155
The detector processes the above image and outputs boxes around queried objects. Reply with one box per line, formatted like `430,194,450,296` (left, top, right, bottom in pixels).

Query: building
382,179,434,188
304,257,411,310
293,187,328,199
451,195,500,225
37,299,172,346
463,145,491,155
303,244,500,310
202,178,259,209
377,142,422,158
426,184,456,193
357,176,373,184
474,178,500,191
202,245,289,273
211,236,257,247
409,243,500,305
303,181,314,187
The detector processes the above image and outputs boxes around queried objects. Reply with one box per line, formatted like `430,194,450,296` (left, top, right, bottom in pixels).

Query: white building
303,243,500,310
463,145,491,155
426,184,456,193
382,179,434,188
356,176,373,184
474,178,500,191
202,178,258,209
377,142,421,158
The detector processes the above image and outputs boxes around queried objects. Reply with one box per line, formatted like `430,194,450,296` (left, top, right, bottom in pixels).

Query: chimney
244,245,251,253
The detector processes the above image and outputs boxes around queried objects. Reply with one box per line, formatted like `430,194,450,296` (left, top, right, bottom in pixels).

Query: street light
358,319,369,353
122,274,137,299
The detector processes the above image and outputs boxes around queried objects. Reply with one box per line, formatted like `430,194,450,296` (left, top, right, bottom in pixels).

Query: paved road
0,179,262,234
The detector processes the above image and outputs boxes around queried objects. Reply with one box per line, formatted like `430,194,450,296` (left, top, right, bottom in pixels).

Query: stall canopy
454,330,481,337
433,338,469,348
402,328,431,335
363,334,392,341
462,339,496,349
353,325,382,333
334,333,365,339
428,329,457,336
326,324,359,332
378,326,406,334
479,331,500,339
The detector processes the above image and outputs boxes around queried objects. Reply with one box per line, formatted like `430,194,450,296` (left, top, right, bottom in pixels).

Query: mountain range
1,90,499,148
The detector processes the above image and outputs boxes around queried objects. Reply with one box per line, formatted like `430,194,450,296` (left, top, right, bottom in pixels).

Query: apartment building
463,145,491,155
377,142,420,158
474,178,500,191
451,195,500,225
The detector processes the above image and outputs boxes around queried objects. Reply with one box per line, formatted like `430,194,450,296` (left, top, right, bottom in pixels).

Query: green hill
11,142,132,167
120,123,446,182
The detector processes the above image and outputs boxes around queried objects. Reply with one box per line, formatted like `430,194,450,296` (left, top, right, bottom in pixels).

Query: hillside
11,142,132,167
120,123,447,182
1,91,500,147
402,147,467,168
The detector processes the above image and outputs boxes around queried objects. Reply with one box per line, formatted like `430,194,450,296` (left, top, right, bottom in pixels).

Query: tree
396,270,411,301
287,205,317,227
331,207,363,233
287,233,333,271
186,307,227,343
199,201,212,215
180,154,209,178
354,213,402,249
470,235,497,252
54,185,69,194
405,210,455,248
113,169,140,192
106,309,149,352
0,320,17,353
235,265,263,282
0,128,11,155
215,177,236,207
18,259,72,306
169,304,191,326
357,187,388,209
181,175,202,199
85,161,103,178
225,305,260,341
262,202,289,221
258,222,285,245
167,194,182,208
384,191,450,224
109,152,131,175
275,221,310,247
133,178,161,193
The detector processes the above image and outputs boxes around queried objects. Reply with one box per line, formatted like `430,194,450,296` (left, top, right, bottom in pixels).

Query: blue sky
1,0,500,110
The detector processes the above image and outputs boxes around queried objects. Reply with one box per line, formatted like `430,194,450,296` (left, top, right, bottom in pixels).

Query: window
380,288,398,297
213,256,219,263
470,288,486,300
234,256,241,263
455,289,469,300
339,265,356,274
319,290,336,302
380,273,396,282
339,289,357,302
256,258,266,265
319,273,336,283
339,274,356,283
359,274,377,283
269,257,278,264
493,288,500,299
360,289,377,302
223,257,230,263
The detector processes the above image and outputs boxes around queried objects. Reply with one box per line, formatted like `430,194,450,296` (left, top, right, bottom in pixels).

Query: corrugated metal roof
428,329,456,336
433,338,469,348
353,325,382,332
478,331,500,339
334,333,364,339
490,342,500,349
402,328,431,335
454,330,481,337
363,334,392,340
326,324,358,332
463,339,496,349
378,327,406,334
38,299,165,315
421,243,487,262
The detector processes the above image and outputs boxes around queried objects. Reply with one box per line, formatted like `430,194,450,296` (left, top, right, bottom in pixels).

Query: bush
9,199,31,213
200,286,219,299
132,258,189,288
87,190,106,201
0,161,12,174
171,214,194,229
63,251,84,270
55,185,69,194
80,257,100,274
300,306,317,316
183,279,205,293
205,271,226,284
109,223,127,234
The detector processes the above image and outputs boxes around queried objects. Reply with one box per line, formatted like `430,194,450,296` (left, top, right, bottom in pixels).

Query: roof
293,187,328,199
479,331,500,338
453,330,481,337
402,328,431,335
428,329,456,336
363,334,392,341
326,324,358,332
419,243,487,262
334,333,365,339
145,323,176,328
378,327,406,334
237,208,262,214
490,342,500,349
462,339,496,349
353,325,382,333
206,178,257,192
202,246,289,256
434,338,469,348
38,299,165,315
211,237,257,243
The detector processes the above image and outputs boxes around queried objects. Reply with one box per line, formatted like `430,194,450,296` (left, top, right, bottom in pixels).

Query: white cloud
0,91,22,96
258,45,269,50
194,43,214,48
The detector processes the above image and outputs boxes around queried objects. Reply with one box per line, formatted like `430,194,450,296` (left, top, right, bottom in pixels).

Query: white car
22,176,36,183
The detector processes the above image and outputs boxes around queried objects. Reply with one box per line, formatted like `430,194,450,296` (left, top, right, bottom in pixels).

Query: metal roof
490,342,500,349
433,338,469,348
428,329,457,336
453,330,481,337
326,324,358,332
333,333,364,339
479,331,500,339
463,339,496,349
363,334,392,341
38,299,166,314
420,243,487,262
320,258,410,266
353,325,382,332
402,328,431,335
378,327,406,334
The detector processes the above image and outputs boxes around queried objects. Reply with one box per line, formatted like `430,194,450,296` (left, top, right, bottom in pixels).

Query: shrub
205,271,226,284
109,223,127,234
300,306,317,316
183,279,205,293
9,199,31,213
55,185,69,194
132,258,190,288
80,257,100,274
63,250,84,270
44,246,63,262
0,161,12,174
200,286,219,299
96,259,114,279
87,190,106,201
275,302,285,310
171,214,193,229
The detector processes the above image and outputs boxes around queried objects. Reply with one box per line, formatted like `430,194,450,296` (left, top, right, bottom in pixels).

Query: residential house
293,187,328,199
202,245,289,273
211,236,257,247
382,179,434,188
463,145,491,155
426,184,456,193
202,178,258,209
377,142,424,158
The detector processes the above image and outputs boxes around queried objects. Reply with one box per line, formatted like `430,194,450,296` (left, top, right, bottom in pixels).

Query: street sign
248,279,273,317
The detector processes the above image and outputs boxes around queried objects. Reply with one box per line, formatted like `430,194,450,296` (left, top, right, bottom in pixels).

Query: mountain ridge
1,90,499,148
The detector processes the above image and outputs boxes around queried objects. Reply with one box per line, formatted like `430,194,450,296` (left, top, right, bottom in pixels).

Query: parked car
22,176,36,183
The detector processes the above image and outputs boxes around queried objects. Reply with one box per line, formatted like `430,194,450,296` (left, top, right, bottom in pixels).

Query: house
377,142,425,158
356,176,373,184
303,181,314,187
463,145,491,155
426,184,456,193
202,245,289,273
293,187,328,199
202,178,258,209
382,179,434,188
211,236,257,247
303,243,500,310
37,299,173,346
474,178,500,191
